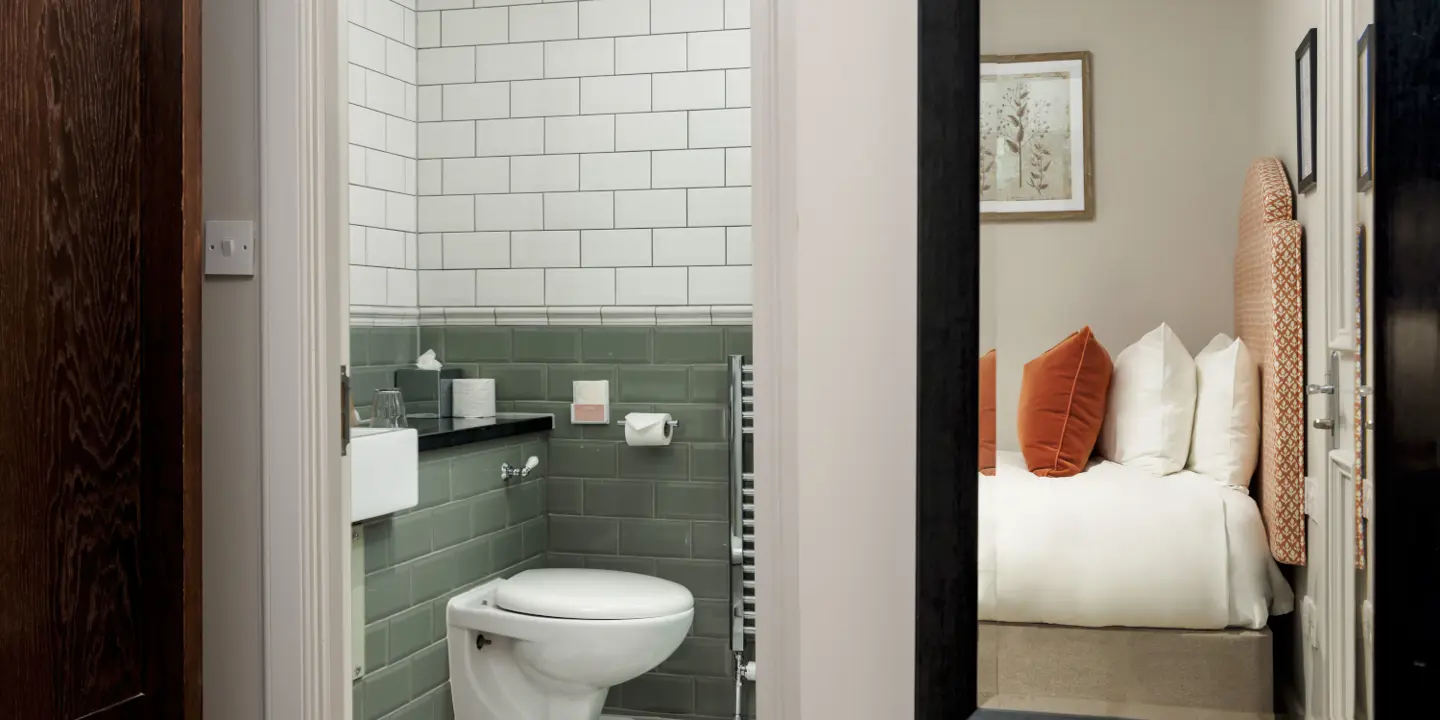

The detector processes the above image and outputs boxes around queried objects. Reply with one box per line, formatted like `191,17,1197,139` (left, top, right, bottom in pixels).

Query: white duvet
978,451,1294,630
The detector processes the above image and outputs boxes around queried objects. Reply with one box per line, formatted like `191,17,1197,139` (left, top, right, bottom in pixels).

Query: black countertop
405,413,555,452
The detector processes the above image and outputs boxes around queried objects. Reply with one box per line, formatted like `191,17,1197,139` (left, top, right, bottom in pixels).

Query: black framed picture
1358,24,1375,191
1296,28,1318,193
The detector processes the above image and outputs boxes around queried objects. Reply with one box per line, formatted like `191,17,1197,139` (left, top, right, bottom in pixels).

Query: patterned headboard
1235,158,1306,566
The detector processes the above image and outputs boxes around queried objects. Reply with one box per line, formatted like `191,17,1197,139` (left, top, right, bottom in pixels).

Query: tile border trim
351,304,752,326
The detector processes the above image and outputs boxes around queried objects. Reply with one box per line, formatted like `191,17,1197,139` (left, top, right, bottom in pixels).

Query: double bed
979,451,1293,631
976,158,1306,717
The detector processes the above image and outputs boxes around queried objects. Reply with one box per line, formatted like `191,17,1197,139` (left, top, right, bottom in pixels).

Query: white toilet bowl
447,568,694,720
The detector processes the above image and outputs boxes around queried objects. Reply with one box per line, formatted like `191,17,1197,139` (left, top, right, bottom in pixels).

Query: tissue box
395,367,467,417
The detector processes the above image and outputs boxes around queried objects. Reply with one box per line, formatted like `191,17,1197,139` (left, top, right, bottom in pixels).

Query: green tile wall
350,327,509,419
350,327,418,420
353,432,549,720
435,326,751,720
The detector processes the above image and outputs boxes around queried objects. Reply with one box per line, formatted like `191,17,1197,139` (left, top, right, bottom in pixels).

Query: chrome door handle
1311,351,1341,445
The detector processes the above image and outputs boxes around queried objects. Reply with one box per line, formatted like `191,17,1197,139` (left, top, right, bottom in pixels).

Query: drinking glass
372,389,408,428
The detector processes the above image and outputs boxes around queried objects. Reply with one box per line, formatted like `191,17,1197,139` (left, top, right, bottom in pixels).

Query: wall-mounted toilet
447,568,695,720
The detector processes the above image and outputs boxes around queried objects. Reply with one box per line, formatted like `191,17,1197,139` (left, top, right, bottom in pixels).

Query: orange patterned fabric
1235,158,1306,565
1355,226,1367,569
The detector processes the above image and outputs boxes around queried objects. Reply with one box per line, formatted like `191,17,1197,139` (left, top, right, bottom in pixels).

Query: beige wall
981,0,1265,451
1255,1,1324,715
759,0,918,716
202,0,265,715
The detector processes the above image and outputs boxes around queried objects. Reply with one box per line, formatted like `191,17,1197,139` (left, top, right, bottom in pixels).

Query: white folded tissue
416,349,442,371
453,379,497,419
624,413,674,447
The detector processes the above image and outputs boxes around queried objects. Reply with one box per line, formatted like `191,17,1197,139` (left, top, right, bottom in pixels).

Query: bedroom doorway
974,3,1297,716
921,1,1440,719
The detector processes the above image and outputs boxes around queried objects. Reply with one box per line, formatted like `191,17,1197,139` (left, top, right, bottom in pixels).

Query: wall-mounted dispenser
571,380,610,424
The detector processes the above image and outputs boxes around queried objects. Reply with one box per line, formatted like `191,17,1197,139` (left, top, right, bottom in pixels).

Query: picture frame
1358,24,1375,191
1296,28,1318,193
979,51,1095,222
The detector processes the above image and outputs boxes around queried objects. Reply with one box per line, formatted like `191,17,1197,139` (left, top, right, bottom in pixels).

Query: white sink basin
351,426,419,523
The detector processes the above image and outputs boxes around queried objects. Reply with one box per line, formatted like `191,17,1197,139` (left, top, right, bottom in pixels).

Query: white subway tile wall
351,0,420,308
412,0,752,310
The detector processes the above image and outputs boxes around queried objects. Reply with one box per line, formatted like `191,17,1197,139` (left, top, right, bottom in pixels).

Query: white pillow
1187,334,1260,487
1098,323,1198,475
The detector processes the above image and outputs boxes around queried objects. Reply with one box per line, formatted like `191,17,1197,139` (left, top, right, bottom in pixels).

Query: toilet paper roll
624,413,674,446
452,379,497,419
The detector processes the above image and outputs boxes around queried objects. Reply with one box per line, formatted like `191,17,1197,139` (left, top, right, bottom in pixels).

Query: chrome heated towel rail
728,355,755,719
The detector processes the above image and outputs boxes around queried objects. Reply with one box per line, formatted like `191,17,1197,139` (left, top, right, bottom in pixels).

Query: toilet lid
495,569,694,620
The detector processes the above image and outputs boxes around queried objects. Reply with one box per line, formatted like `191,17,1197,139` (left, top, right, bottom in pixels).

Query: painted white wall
980,0,1266,452
1255,2,1327,715
760,0,917,717
201,0,265,716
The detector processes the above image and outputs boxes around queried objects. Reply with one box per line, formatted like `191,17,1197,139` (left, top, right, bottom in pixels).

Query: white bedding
978,451,1294,630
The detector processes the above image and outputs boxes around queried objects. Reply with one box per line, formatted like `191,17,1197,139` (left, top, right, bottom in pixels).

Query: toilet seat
495,568,693,620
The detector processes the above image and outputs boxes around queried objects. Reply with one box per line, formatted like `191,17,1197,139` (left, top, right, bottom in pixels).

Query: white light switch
205,220,256,276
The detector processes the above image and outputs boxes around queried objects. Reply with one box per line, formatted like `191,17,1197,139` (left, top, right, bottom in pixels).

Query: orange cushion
1018,327,1113,477
979,350,997,475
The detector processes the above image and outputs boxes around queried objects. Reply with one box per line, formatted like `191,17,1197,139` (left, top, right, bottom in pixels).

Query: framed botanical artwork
1296,28,1318,193
1358,24,1375,191
980,51,1094,222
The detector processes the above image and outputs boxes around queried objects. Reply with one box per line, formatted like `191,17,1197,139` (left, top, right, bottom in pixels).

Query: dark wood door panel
0,0,201,717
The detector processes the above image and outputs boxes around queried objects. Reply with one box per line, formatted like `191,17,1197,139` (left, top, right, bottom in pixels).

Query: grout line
350,101,421,130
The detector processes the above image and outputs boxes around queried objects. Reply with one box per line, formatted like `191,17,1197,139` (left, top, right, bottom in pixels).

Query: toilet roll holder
616,418,680,442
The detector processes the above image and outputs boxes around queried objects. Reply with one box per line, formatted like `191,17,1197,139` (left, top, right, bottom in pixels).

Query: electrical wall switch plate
205,220,256,276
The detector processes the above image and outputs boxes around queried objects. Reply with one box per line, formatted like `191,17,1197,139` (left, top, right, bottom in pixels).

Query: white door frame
751,0,792,716
1320,1,1364,718
258,0,788,716
258,0,351,716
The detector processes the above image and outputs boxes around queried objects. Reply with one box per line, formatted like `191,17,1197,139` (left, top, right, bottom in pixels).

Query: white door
1349,3,1376,718
1310,2,1374,719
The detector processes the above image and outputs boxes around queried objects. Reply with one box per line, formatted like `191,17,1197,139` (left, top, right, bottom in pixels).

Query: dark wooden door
0,0,202,717
1374,1,1440,713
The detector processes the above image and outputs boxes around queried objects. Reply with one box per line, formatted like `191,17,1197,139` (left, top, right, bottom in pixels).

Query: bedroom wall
980,0,1266,452
1255,1,1324,716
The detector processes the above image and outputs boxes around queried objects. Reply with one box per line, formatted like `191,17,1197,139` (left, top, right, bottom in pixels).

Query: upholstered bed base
977,621,1275,718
